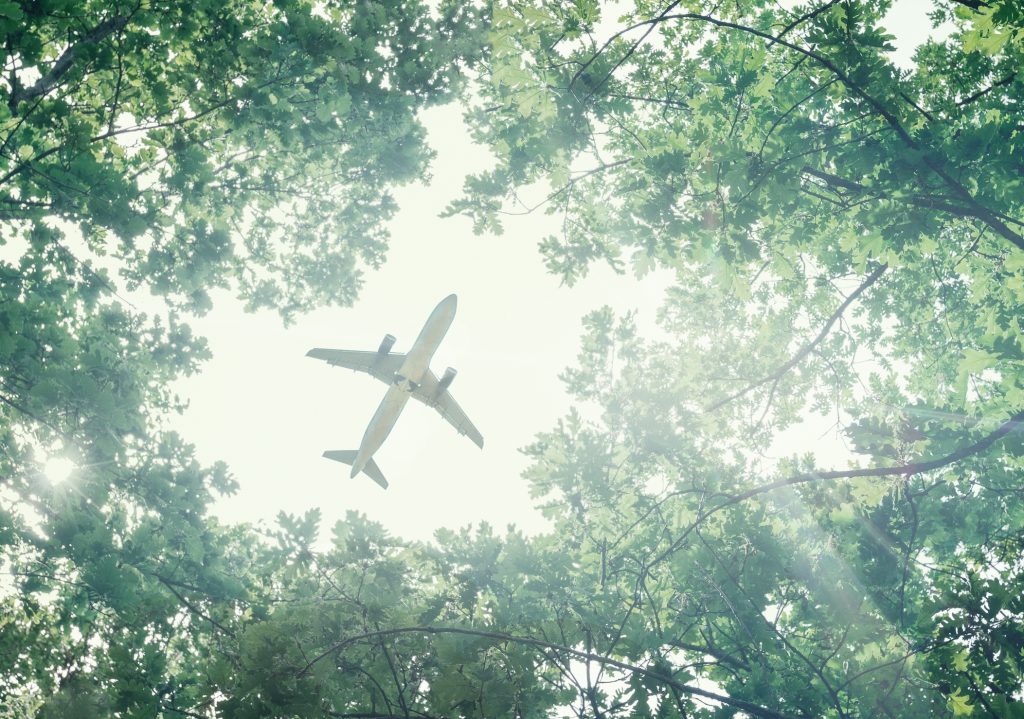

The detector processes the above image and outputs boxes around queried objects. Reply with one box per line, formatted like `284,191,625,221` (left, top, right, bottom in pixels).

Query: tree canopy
2,1,1023,718
1,0,482,715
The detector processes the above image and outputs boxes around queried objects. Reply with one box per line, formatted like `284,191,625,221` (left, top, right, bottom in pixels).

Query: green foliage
3,1,1024,718
441,0,1024,715
0,0,485,715
1,0,483,317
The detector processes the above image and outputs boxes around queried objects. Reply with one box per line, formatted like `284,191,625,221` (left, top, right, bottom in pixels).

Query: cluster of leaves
2,0,483,316
437,0,1023,715
0,0,485,715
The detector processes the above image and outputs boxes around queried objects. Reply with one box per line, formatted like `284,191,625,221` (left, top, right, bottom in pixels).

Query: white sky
170,101,671,541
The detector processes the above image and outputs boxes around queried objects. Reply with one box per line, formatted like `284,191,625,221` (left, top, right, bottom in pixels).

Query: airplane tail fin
322,450,389,489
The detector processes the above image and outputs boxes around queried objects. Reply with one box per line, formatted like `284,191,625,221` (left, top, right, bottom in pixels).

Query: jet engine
438,367,457,391
377,334,396,356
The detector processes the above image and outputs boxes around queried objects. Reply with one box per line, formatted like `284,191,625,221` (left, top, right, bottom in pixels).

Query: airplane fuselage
351,294,458,477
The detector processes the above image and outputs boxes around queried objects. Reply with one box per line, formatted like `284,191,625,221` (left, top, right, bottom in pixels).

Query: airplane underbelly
398,302,455,381
357,386,410,463
398,344,439,383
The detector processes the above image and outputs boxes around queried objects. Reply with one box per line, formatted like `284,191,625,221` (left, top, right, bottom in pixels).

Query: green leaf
948,689,974,716
959,348,999,374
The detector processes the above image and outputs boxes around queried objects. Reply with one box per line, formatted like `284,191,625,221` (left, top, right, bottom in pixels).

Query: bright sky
170,101,670,541
164,0,946,544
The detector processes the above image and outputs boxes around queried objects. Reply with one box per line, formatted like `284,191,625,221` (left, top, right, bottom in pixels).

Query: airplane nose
434,294,458,317
349,466,359,479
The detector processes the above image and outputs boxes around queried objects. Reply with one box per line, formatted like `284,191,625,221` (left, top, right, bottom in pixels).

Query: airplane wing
306,348,404,384
411,370,484,448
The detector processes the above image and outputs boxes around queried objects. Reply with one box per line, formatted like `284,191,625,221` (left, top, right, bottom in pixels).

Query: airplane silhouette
307,294,483,488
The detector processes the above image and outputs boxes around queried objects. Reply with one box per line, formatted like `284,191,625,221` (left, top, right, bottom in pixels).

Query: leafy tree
435,0,1023,715
172,0,1024,710
2,0,480,316
1,0,482,714
4,1,1024,718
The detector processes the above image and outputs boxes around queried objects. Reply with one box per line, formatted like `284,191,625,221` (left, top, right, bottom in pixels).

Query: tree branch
706,263,888,412
746,407,1024,494
652,408,1024,569
9,15,130,111
298,626,799,719
500,158,633,216
573,8,1024,251
771,0,844,44
957,72,1017,107
156,575,234,636
800,165,1024,228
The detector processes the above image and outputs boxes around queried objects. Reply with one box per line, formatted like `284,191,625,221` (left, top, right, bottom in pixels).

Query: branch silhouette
653,407,1024,570
9,15,131,110
569,7,1024,251
706,263,888,412
298,625,799,719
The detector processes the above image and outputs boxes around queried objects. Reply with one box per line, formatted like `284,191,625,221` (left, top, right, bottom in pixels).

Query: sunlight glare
43,457,76,485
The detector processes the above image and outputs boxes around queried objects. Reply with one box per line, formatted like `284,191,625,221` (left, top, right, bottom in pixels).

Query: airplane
307,294,483,489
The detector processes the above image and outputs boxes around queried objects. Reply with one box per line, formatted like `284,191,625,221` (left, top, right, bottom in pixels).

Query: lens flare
43,457,76,484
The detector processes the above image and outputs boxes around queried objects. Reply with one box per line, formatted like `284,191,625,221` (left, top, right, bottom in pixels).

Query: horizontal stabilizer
322,450,389,489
